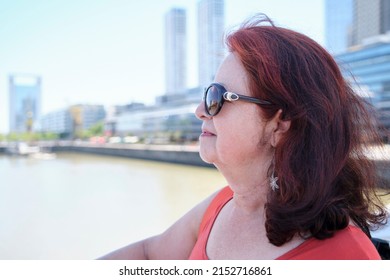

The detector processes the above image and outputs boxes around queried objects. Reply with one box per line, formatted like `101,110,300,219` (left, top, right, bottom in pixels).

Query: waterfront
1,151,389,260
0,153,226,259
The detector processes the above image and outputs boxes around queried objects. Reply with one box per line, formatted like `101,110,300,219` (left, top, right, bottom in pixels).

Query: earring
270,171,279,191
270,157,279,191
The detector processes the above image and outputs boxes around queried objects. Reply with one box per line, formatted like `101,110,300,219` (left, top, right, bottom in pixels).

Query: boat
29,152,57,160
6,142,41,156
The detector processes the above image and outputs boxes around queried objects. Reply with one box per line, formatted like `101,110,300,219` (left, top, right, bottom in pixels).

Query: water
0,152,226,259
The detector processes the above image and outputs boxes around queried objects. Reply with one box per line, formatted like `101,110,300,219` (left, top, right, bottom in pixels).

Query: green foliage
4,132,59,142
74,121,104,140
88,121,104,136
4,121,104,142
40,132,59,140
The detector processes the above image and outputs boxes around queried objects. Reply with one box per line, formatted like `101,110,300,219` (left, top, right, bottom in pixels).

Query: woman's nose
195,101,209,120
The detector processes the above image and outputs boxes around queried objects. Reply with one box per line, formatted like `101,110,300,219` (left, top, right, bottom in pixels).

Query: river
1,151,389,260
0,152,226,259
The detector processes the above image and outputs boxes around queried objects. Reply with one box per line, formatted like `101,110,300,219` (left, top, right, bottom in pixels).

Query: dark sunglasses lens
206,86,221,116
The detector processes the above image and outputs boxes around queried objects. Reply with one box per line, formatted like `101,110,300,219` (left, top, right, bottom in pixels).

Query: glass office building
111,89,202,143
114,103,201,143
8,74,41,133
335,40,390,132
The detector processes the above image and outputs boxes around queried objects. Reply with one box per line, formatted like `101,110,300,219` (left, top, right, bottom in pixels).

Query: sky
0,0,324,133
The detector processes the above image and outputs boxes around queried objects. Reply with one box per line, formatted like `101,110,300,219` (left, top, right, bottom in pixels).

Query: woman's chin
199,149,216,164
199,153,213,164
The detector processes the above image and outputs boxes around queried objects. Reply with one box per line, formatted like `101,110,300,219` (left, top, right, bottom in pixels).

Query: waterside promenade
0,141,389,187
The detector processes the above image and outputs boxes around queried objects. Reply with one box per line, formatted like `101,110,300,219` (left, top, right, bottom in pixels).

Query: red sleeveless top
189,186,381,260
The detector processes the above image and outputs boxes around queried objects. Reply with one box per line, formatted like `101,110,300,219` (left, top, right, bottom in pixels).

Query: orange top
189,186,381,260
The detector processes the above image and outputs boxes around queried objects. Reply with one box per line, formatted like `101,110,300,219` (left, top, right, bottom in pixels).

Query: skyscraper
197,0,225,87
9,74,41,133
325,0,353,54
165,8,187,95
352,0,382,46
382,0,390,34
325,0,390,54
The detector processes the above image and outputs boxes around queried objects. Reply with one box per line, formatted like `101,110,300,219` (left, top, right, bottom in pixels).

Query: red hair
226,15,388,246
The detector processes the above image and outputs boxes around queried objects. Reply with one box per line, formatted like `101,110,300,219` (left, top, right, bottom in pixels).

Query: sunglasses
203,83,272,116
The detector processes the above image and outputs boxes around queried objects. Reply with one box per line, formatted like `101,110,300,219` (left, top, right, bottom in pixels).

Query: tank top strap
197,186,233,237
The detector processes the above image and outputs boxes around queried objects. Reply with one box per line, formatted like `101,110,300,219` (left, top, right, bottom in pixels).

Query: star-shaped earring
270,173,279,191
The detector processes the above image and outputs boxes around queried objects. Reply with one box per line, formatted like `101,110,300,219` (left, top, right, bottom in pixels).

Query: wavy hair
226,15,388,246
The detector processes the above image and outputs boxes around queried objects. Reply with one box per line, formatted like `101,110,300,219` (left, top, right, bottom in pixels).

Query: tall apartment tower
197,0,225,88
325,0,390,53
351,0,390,46
382,0,390,33
325,0,353,54
9,74,41,133
165,8,187,95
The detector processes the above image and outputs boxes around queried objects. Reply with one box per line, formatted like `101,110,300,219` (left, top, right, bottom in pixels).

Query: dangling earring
270,171,279,191
270,157,279,191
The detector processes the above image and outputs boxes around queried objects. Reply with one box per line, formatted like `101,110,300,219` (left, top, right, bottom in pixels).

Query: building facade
40,104,106,138
111,89,202,143
8,74,41,133
197,0,225,88
335,40,390,132
165,8,187,95
40,108,72,136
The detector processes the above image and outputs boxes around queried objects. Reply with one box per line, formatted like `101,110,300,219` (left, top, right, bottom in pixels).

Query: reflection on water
0,153,226,259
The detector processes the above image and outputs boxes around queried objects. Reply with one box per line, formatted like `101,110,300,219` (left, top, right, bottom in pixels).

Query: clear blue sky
0,0,324,133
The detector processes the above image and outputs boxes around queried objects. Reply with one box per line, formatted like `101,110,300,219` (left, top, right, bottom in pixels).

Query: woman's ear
270,109,291,147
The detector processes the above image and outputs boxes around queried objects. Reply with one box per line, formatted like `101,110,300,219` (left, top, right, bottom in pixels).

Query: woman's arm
97,238,150,260
97,189,219,260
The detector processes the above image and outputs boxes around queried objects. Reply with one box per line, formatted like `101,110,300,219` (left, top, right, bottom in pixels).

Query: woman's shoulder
197,186,233,232
195,186,232,221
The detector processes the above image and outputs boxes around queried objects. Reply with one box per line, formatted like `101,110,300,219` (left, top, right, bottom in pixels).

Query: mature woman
100,15,388,260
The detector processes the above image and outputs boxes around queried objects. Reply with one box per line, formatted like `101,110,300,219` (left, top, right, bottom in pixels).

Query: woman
100,15,388,260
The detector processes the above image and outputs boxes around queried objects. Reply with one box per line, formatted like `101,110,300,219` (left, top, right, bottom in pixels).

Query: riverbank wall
51,143,213,168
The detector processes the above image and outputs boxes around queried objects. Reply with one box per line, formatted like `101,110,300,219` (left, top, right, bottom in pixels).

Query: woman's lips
201,130,215,136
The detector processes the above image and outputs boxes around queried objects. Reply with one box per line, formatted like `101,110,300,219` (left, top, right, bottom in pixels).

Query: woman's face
195,53,273,169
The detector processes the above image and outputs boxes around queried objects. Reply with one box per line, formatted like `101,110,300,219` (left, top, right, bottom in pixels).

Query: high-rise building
197,0,225,88
351,0,381,46
325,0,353,54
382,0,390,34
351,0,390,46
325,0,390,53
165,8,187,95
8,74,41,133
